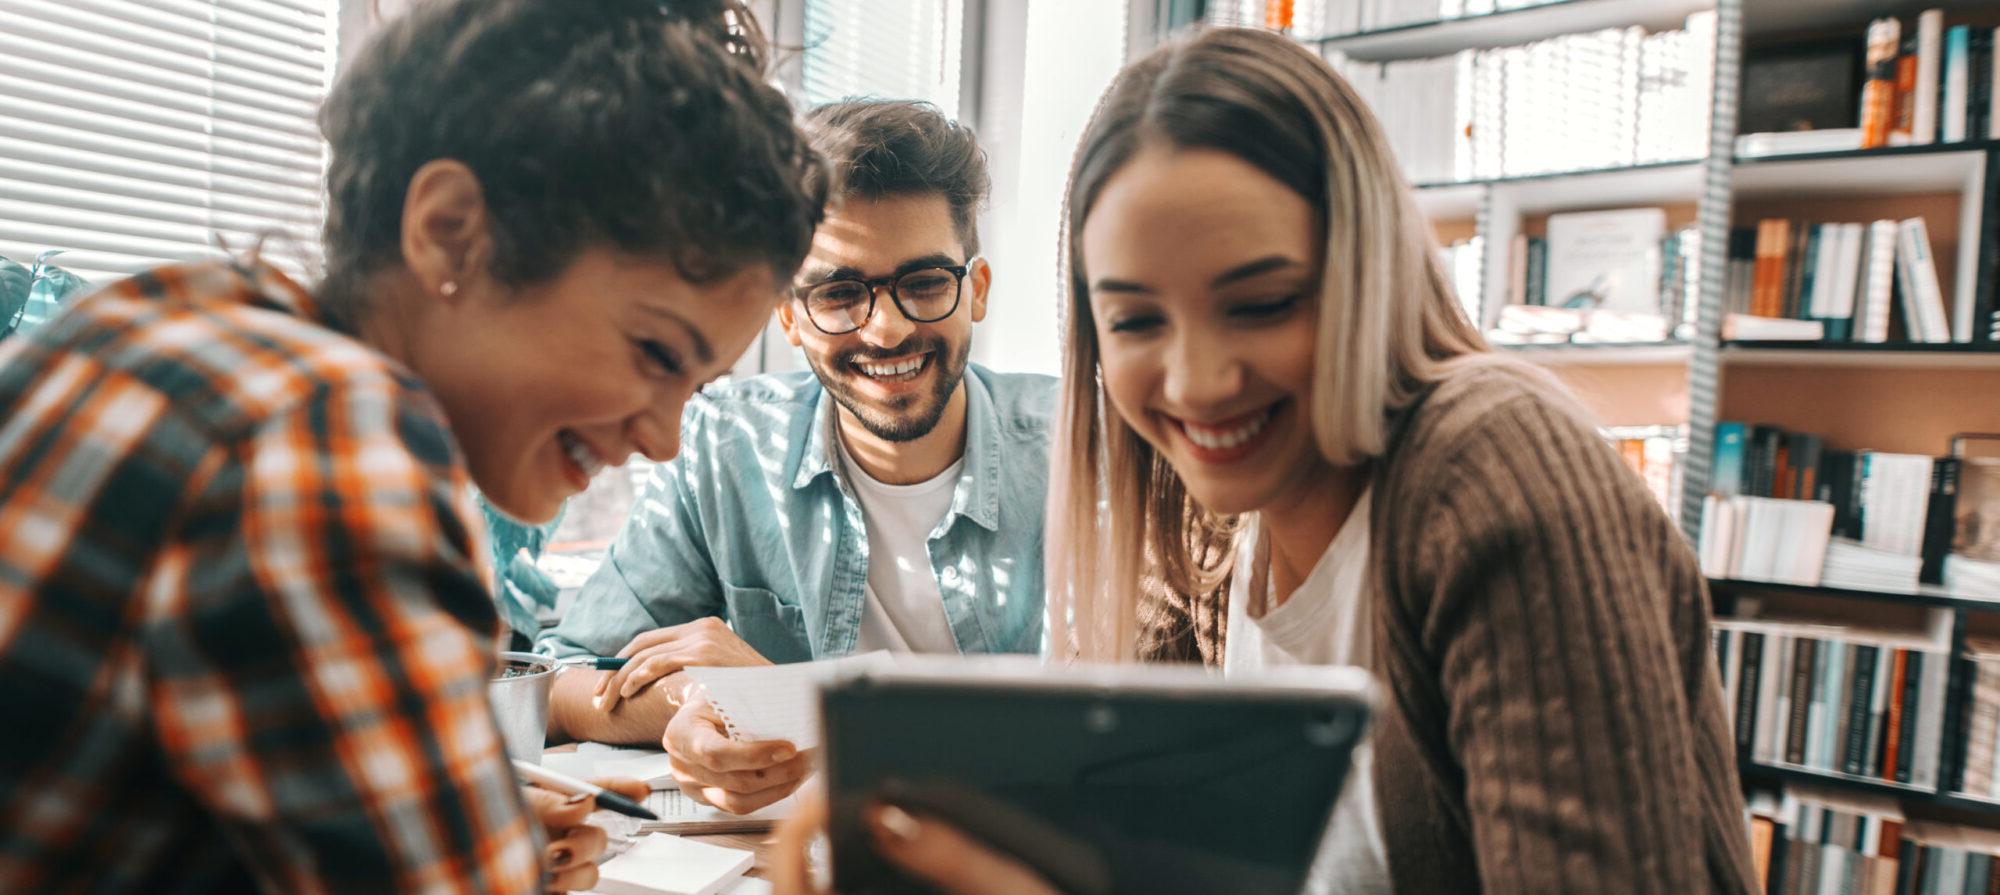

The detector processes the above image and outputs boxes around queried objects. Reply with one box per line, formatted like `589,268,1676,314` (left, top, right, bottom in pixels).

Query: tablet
820,658,1373,895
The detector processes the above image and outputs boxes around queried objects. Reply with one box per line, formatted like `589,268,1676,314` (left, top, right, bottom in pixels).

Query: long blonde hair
1045,28,1488,662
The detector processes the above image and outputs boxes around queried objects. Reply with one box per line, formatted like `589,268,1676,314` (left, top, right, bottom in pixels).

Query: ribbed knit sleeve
1371,361,1756,894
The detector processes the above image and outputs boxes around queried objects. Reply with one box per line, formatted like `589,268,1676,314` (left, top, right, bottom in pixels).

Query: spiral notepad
683,652,890,750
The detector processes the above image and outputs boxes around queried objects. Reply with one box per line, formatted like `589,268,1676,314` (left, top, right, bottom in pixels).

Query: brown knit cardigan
1139,360,1758,893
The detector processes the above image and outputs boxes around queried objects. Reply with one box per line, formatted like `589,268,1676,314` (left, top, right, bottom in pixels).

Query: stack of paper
1948,556,2000,601
1822,538,1924,594
590,834,755,895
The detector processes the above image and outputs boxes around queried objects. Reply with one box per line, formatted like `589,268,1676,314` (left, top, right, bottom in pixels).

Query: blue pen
556,656,630,671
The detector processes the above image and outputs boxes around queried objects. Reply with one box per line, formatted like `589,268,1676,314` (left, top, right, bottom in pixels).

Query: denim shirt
540,364,1054,663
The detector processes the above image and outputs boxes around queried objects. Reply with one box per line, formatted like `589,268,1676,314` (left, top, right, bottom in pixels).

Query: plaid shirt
0,261,542,893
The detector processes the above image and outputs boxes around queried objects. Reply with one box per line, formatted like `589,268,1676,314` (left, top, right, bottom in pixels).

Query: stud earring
439,280,459,297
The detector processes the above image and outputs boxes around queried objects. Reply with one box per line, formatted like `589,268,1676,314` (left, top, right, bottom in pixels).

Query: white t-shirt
839,440,962,654
1224,488,1389,895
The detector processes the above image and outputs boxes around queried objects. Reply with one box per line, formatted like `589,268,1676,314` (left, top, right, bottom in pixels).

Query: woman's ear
400,159,493,301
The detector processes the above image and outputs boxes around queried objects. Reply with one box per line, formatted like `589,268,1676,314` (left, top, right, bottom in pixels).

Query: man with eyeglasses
541,100,1055,813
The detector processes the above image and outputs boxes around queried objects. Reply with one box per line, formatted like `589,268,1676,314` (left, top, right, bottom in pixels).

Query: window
0,0,337,287
800,0,965,119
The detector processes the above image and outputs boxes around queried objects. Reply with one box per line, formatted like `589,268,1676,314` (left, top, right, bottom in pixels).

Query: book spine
1828,641,1856,772
1845,645,1879,776
1714,421,1748,496
1921,457,1961,585
1970,31,1994,149
1896,651,1924,784
1944,25,1971,143
1790,637,1820,765
1738,632,1765,753
1525,237,1547,306
1964,662,2000,796
1942,654,1974,793
1895,838,1921,894
1895,217,1951,343
1862,220,1899,343
1761,634,1791,764
1915,649,1949,787
1978,151,2000,344
1883,649,1909,779
1893,50,1920,145
1865,634,1894,778
1862,19,1904,149
1799,224,1824,321
1783,218,1810,321
1808,640,1840,770
1914,10,1945,144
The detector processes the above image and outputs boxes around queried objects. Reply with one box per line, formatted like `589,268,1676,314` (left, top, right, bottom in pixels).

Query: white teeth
559,431,604,479
1182,409,1273,452
858,355,925,378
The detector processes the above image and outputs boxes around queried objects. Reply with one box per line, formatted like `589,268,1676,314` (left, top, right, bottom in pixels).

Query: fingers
870,805,1062,895
690,774,808,815
545,861,599,894
670,751,813,803
595,627,688,702
769,793,831,895
543,824,609,893
618,652,691,699
523,786,595,835
671,711,797,773
590,776,652,804
613,626,681,661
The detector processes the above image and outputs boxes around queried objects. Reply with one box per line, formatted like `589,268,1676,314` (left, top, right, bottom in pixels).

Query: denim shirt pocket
721,584,813,664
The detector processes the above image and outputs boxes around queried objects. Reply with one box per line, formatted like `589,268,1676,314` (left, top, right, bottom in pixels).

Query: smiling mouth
851,352,931,383
1170,404,1281,461
558,429,605,483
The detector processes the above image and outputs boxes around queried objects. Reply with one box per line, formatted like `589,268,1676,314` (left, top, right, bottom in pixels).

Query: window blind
800,0,964,120
0,0,335,287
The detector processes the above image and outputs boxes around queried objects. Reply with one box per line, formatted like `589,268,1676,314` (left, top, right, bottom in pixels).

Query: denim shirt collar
790,365,1003,533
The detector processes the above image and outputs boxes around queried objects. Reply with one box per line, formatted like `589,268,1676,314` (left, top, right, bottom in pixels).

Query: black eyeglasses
793,260,976,335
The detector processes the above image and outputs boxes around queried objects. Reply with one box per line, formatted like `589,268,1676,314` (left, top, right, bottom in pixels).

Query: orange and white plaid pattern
0,261,540,893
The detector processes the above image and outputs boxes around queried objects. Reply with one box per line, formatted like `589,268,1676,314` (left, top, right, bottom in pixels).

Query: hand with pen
591,616,772,713
589,618,812,815
518,770,652,893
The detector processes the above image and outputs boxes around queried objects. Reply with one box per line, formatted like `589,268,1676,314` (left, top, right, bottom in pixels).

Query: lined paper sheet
641,788,798,834
683,653,890,749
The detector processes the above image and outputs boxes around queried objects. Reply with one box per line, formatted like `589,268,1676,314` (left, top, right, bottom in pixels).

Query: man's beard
807,334,970,443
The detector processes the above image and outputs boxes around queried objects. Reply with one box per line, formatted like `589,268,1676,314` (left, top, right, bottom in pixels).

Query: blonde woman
770,26,1754,895
1041,26,1755,895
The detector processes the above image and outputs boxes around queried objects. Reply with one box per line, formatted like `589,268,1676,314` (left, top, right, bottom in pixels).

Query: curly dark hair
318,0,826,329
802,100,990,255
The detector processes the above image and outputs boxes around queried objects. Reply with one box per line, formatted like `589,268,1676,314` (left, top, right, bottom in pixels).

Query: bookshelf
1722,341,2000,369
1307,0,1715,61
1711,577,2000,613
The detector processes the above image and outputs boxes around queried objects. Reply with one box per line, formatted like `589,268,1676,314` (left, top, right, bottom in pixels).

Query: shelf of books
1294,0,1715,62
1722,341,2000,369
1713,578,2000,613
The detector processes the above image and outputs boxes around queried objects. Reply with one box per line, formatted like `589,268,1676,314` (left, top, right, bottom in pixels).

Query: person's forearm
546,669,693,746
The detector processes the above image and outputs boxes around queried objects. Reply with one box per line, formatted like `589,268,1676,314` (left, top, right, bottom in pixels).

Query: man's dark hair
318,0,825,328
802,100,990,256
